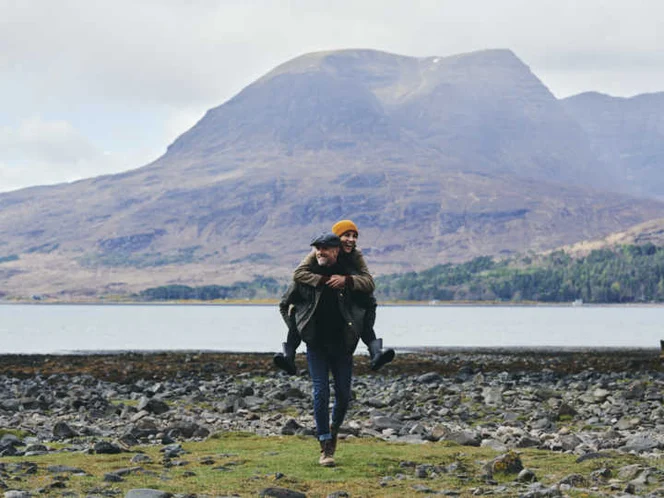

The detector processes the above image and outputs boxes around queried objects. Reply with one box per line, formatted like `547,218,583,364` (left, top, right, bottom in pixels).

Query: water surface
0,304,661,354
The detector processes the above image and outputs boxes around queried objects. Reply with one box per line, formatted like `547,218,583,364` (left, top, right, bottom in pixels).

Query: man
278,232,366,467
274,219,394,374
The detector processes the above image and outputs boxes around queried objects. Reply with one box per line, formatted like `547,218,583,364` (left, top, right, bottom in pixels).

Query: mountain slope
562,91,664,199
1,48,663,298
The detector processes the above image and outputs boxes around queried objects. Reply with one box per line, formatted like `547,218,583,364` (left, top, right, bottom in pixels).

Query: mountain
1,48,664,299
562,91,664,199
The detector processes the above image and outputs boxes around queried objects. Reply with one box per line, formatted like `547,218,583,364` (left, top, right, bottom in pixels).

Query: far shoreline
3,298,664,307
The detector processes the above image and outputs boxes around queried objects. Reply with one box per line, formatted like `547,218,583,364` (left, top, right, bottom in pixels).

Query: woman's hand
326,275,347,289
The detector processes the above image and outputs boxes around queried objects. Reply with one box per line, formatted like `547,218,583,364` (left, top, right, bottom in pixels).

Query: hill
1,48,664,298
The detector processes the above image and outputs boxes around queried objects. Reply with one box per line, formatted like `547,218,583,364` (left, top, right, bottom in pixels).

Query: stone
137,397,170,415
621,434,660,453
558,473,587,487
444,430,481,447
46,465,87,475
488,452,524,475
280,418,303,435
517,468,537,482
103,472,124,482
482,387,503,405
416,372,442,384
371,416,403,431
94,441,123,454
52,421,78,439
4,492,32,498
258,487,307,498
125,490,173,498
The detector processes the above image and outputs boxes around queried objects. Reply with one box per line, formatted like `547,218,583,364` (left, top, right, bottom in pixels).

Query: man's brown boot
318,440,335,467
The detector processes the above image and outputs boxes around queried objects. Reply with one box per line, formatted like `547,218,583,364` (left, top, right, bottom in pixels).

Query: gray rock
415,465,430,478
259,487,307,498
371,416,403,431
4,491,32,498
556,403,577,419
104,472,124,482
575,452,612,463
365,397,387,408
622,381,646,400
482,387,503,405
592,388,611,402
618,464,645,480
0,399,20,412
125,490,173,498
515,435,540,448
46,465,87,475
94,441,123,454
137,397,170,415
520,483,563,497
621,434,660,453
517,468,537,482
444,430,481,447
416,372,442,384
411,484,436,493
480,439,508,452
558,473,587,487
547,433,582,452
52,421,78,439
23,444,47,454
131,453,153,464
589,467,612,481
487,452,524,475
165,421,206,439
280,418,304,435
615,416,641,430
0,435,23,449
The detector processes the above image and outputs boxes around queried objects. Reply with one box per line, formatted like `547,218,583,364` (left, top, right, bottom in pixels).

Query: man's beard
316,255,334,266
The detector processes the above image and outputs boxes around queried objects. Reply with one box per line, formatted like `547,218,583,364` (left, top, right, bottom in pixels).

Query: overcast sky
1,0,662,193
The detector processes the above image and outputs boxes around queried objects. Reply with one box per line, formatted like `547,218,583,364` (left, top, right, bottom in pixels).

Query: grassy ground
2,432,662,497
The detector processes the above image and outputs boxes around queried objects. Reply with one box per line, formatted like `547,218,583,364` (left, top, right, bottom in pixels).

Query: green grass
0,428,31,438
1,433,662,497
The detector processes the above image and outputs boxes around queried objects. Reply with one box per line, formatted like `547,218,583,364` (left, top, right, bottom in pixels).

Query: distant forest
137,243,664,304
137,276,283,301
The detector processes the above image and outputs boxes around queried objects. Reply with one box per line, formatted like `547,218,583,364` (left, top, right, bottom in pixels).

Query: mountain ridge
1,47,664,298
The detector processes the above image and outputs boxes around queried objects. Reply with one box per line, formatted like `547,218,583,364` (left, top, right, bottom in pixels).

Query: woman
274,219,395,374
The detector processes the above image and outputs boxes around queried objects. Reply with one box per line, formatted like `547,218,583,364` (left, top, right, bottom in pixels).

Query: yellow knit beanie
332,219,359,236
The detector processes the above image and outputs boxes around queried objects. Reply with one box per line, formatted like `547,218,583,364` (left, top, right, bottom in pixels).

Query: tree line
137,243,664,304
376,243,664,303
137,277,283,301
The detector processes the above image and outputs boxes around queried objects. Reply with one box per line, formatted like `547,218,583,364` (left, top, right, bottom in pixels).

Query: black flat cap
310,231,341,248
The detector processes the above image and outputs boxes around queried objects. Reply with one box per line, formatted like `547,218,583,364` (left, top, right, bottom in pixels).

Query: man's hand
326,275,347,289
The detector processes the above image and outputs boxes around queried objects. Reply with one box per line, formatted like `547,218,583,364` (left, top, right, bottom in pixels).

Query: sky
1,0,663,193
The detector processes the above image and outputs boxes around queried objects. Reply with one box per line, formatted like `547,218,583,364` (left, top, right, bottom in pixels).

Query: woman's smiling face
339,230,358,254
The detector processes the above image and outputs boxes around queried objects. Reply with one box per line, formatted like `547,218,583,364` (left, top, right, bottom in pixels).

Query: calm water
0,304,662,354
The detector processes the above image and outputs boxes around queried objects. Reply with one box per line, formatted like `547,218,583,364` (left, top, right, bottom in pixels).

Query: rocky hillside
1,48,664,298
556,217,664,257
562,91,664,199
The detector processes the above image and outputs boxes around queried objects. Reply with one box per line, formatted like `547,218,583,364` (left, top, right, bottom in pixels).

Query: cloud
1,0,663,192
0,117,146,192
3,0,663,105
0,117,97,164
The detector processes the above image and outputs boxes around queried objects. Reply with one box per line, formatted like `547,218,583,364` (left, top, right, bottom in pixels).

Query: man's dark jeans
306,346,353,441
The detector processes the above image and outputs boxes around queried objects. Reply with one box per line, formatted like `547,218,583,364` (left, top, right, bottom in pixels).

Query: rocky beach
0,348,662,497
